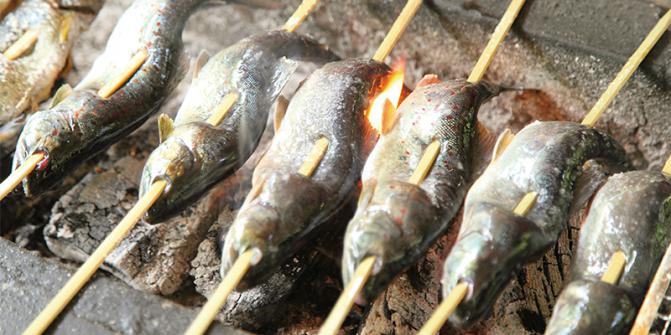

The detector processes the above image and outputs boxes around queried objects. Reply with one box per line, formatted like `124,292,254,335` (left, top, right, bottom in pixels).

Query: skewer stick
408,140,441,185
466,0,526,84
0,152,44,201
206,92,239,126
3,28,39,61
23,180,167,335
662,154,671,177
187,136,331,334
582,9,671,127
417,282,469,335
630,242,671,335
513,191,538,216
600,250,626,285
298,137,329,177
184,249,259,335
319,257,376,335
372,0,423,62
98,49,148,99
282,0,319,32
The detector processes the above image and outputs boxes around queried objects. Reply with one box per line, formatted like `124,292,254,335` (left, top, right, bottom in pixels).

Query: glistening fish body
0,0,103,130
441,121,629,327
545,171,671,334
13,0,216,196
220,59,390,288
139,30,339,223
342,79,499,302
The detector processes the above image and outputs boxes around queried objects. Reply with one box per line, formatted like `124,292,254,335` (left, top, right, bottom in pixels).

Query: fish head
139,124,201,223
343,179,438,303
441,202,550,327
12,95,90,196
545,280,635,334
220,172,327,289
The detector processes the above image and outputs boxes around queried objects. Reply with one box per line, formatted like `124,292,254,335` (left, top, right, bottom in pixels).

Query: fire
367,59,406,134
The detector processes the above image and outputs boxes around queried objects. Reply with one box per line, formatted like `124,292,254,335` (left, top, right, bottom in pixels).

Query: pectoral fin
50,83,72,108
158,113,174,143
274,95,289,132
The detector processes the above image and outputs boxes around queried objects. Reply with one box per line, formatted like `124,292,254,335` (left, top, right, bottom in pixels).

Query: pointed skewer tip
417,282,469,335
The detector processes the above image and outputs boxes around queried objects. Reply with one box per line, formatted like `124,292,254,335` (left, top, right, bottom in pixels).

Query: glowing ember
367,59,406,134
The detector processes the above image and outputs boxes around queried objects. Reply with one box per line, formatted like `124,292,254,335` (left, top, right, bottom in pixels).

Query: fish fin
471,122,496,177
50,83,72,108
416,74,441,88
157,114,174,143
274,95,289,132
569,159,627,216
191,49,210,80
491,128,515,162
59,13,72,43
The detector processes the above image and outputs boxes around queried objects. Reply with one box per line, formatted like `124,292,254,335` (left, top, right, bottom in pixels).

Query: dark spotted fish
441,121,630,327
0,0,104,148
545,171,671,334
342,79,499,302
220,59,391,288
12,0,248,197
138,30,339,223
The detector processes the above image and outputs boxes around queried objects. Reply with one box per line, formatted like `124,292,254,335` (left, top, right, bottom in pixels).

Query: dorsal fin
492,128,515,162
274,95,289,132
158,113,174,143
59,12,72,43
192,50,209,80
50,83,72,108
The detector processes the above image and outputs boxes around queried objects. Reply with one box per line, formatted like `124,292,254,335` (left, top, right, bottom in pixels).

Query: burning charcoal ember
0,238,242,334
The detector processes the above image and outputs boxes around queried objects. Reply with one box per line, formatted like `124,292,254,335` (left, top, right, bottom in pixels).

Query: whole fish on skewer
342,77,500,302
138,30,339,223
12,0,263,197
0,0,104,154
220,59,392,288
440,121,630,327
545,170,671,334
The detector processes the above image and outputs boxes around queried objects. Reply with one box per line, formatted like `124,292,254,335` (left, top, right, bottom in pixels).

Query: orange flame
367,59,406,134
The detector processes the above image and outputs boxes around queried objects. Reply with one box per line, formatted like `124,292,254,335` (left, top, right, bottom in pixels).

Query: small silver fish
545,171,671,334
342,78,500,302
220,59,391,289
441,121,630,327
138,30,339,223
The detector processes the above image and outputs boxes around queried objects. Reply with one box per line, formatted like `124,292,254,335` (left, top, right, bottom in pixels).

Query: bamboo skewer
372,0,423,62
98,49,149,99
22,180,167,335
600,250,627,285
582,9,671,128
408,140,441,185
298,137,329,176
630,242,671,335
206,92,239,126
418,282,469,335
282,0,319,32
663,154,671,177
0,152,44,201
3,28,39,61
318,257,377,335
467,0,526,84
513,191,538,216
184,249,260,335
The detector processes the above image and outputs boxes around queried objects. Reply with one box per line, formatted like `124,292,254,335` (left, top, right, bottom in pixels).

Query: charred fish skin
139,30,339,223
220,59,390,289
341,80,500,302
441,121,630,327
0,0,103,127
545,171,671,335
12,0,223,197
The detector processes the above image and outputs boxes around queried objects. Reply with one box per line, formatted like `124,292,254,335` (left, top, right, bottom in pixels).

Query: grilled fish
0,0,103,143
220,59,391,288
12,0,250,197
138,30,339,223
342,79,500,302
545,171,671,334
441,121,629,327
